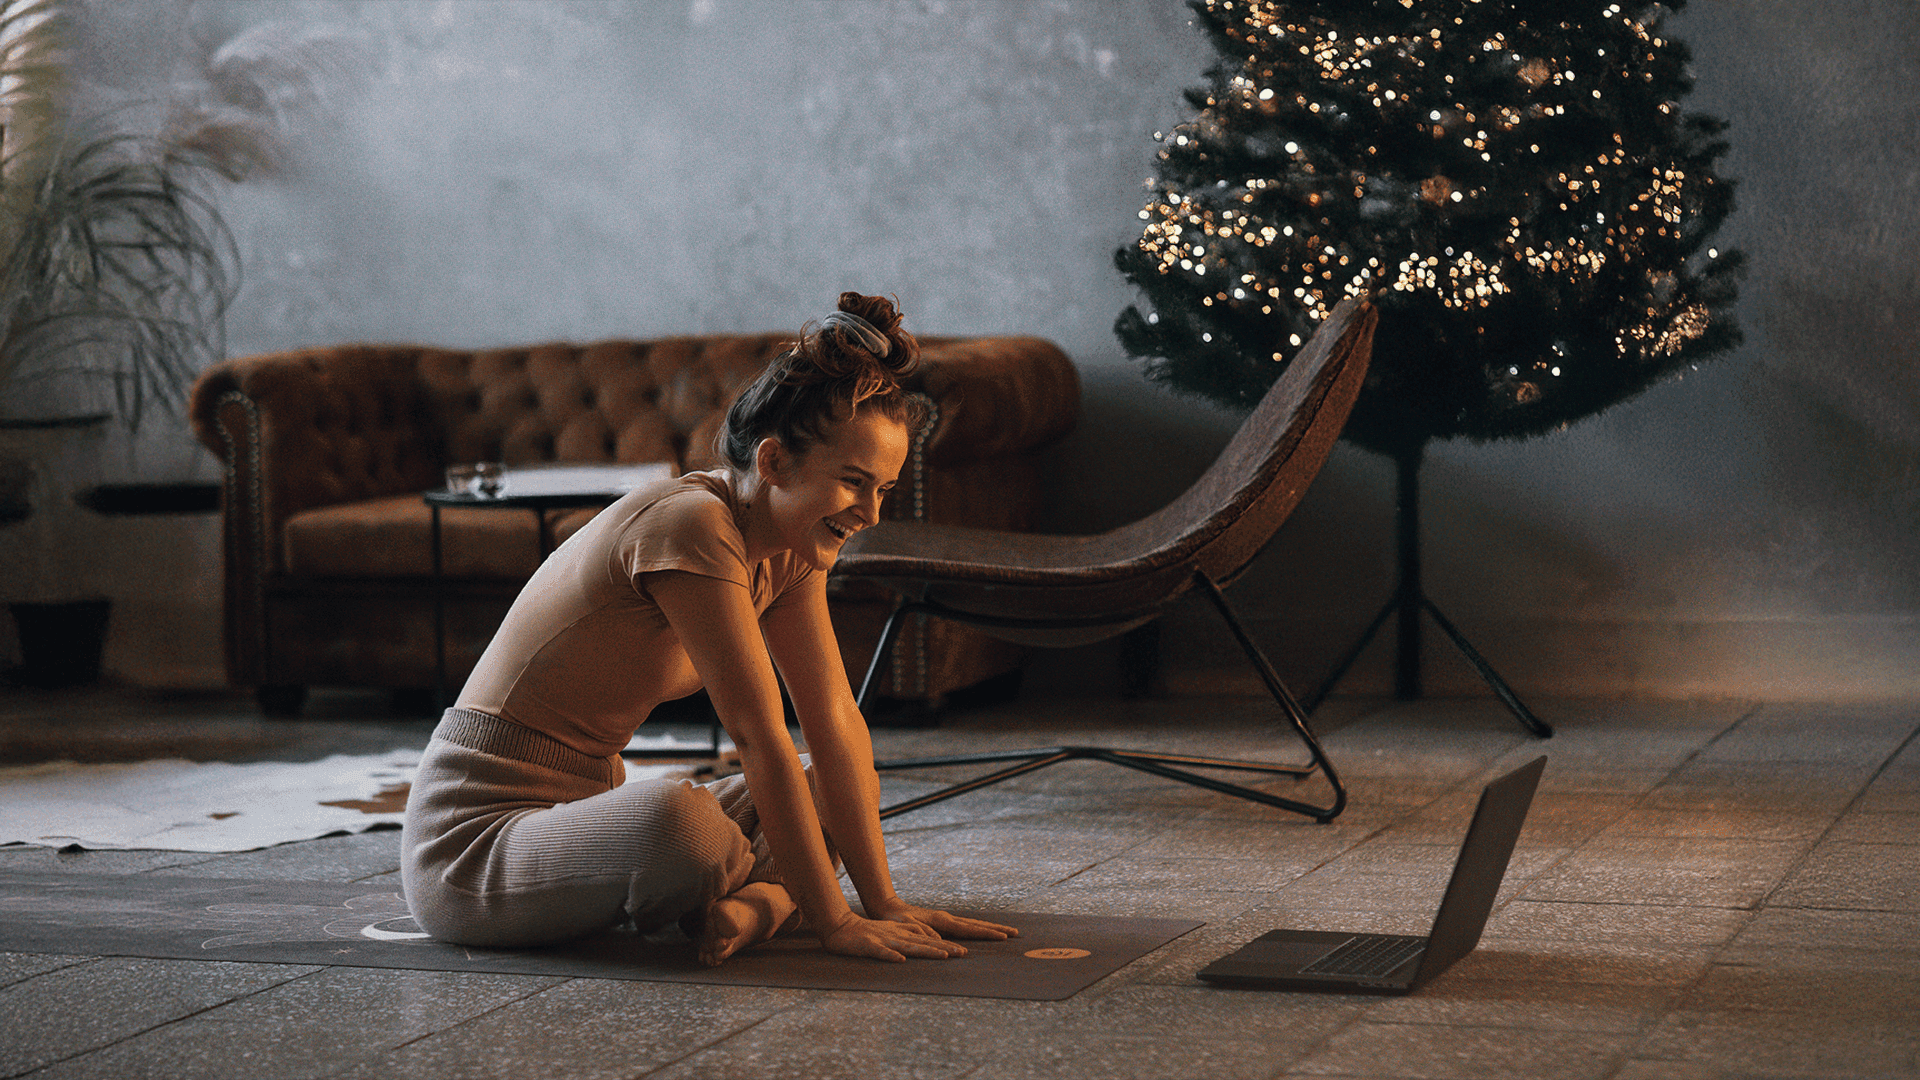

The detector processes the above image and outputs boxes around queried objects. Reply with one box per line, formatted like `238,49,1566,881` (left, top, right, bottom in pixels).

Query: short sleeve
611,483,752,590
763,551,823,611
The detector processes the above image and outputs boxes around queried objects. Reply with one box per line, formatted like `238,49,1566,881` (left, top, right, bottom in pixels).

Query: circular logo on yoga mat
1024,947,1091,960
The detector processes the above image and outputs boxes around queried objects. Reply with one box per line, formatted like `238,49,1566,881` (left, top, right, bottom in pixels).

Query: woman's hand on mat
820,912,970,963
873,902,1019,943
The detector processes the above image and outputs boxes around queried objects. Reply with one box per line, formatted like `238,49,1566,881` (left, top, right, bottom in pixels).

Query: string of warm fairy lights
1116,0,1739,448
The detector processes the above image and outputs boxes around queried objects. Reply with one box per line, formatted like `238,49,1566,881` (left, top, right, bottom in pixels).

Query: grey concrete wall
15,0,1914,699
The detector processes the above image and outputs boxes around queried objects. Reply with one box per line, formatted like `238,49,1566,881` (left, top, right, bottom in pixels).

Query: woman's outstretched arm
645,569,984,962
760,577,1018,945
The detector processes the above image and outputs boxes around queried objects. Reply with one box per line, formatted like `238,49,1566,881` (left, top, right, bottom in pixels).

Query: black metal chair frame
856,570,1346,824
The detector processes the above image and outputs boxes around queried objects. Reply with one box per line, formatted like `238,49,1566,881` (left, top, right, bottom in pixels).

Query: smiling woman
713,293,929,573
400,293,1017,968
747,408,908,572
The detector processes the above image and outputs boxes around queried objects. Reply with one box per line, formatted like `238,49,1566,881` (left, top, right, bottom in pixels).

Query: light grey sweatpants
401,708,817,948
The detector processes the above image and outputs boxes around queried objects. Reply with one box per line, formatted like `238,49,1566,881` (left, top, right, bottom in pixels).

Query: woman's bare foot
694,882,798,966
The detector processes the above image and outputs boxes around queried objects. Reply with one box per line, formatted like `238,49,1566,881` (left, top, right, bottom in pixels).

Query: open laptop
1197,755,1545,994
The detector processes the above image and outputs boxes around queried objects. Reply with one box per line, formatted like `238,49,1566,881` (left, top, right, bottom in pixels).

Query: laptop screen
1413,756,1546,982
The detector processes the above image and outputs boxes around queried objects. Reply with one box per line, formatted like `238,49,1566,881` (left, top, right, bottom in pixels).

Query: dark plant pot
7,598,111,688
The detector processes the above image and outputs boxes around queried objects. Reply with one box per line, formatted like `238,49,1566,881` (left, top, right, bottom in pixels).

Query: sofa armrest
914,337,1079,466
190,346,450,530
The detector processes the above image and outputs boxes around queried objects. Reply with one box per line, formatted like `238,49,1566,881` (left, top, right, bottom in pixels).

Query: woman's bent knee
619,780,755,930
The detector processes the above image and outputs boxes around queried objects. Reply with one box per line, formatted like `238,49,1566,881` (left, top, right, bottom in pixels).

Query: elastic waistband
432,707,620,785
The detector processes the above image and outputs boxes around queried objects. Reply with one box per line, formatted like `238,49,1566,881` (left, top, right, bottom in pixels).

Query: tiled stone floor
1,686,1916,1079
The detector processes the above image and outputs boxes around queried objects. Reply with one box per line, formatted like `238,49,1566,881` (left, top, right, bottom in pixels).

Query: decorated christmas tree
1115,0,1742,458
1113,0,1742,724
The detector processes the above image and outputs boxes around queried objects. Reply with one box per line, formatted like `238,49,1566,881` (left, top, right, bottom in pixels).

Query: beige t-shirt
457,469,818,758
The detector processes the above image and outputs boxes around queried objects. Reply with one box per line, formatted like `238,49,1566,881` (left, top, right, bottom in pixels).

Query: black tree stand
1305,445,1552,738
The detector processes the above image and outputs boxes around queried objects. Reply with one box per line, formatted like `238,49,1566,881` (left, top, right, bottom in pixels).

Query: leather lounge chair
832,295,1379,824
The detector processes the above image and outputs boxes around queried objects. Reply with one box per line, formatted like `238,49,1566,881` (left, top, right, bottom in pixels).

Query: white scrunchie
820,311,892,358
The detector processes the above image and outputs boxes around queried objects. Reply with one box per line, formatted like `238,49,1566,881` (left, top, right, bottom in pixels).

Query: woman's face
760,409,910,571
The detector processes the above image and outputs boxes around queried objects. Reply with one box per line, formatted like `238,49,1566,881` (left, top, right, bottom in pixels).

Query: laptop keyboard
1300,934,1427,978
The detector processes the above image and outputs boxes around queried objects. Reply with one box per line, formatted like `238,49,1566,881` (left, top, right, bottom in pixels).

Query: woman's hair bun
811,292,918,379
791,294,916,411
712,291,930,471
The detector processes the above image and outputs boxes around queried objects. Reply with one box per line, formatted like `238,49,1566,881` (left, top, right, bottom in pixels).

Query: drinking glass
474,461,507,498
444,463,478,495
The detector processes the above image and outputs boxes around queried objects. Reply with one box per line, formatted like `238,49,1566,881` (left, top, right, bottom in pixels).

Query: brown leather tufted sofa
187,333,1079,716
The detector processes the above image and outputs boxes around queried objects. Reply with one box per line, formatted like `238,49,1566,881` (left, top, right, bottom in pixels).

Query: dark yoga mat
0,872,1199,1001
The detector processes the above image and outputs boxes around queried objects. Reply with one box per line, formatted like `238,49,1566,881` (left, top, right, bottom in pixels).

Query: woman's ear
754,437,788,486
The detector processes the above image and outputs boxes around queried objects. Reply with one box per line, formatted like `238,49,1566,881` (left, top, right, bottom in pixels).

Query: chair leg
1191,572,1346,822
875,748,1079,820
861,575,1346,823
874,745,1323,820
857,602,912,710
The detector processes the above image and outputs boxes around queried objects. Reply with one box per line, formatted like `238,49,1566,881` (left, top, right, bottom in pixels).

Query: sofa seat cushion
282,495,599,579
